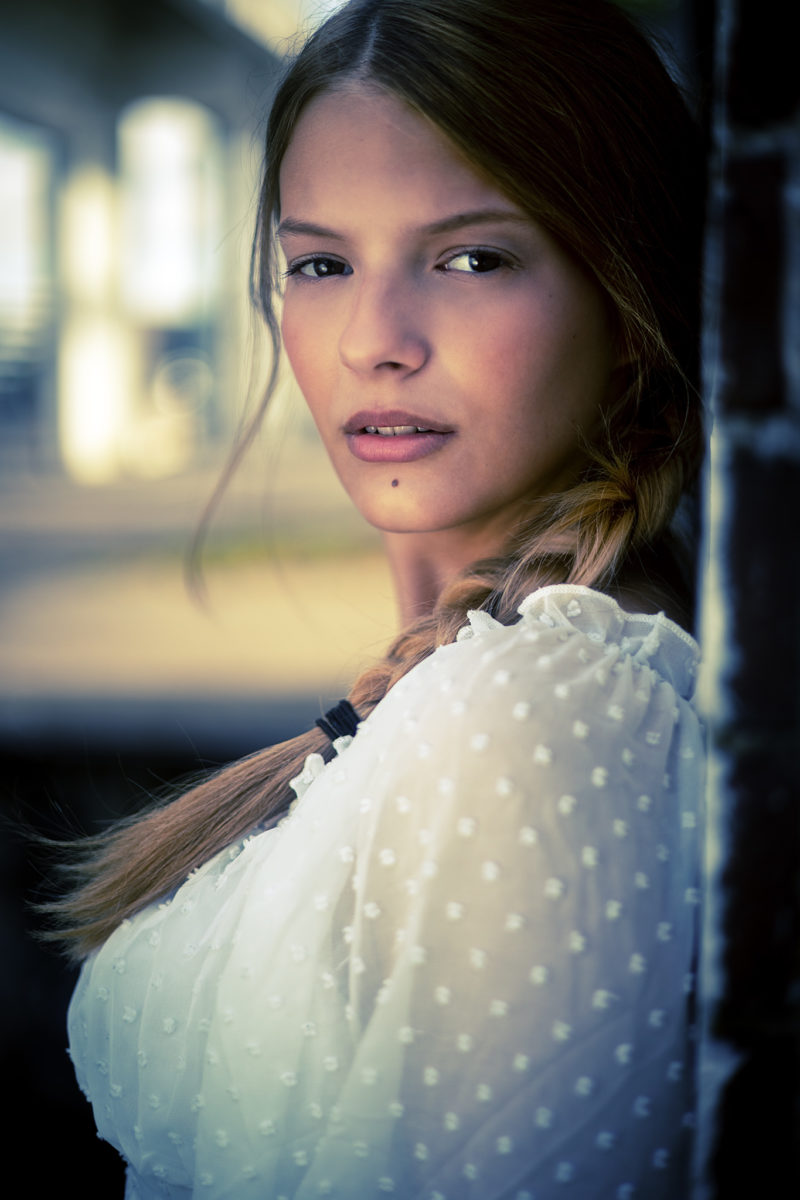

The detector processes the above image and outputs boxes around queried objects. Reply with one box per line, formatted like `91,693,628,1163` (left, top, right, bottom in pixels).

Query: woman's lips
344,410,454,463
347,429,452,462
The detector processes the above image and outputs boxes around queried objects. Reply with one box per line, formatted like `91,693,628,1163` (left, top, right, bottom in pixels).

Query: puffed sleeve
71,588,703,1200
261,588,704,1199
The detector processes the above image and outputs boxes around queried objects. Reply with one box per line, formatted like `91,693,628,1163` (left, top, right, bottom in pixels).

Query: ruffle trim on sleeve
289,735,355,801
457,584,699,700
289,752,326,800
456,609,503,641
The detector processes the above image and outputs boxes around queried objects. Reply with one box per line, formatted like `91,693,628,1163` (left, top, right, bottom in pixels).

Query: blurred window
0,112,57,468
57,99,226,483
119,97,223,326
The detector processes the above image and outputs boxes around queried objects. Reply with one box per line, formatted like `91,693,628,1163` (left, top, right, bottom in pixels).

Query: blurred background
0,0,705,1191
0,0,399,1187
0,0,400,734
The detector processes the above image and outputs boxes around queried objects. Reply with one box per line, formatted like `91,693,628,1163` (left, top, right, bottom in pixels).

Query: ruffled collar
457,584,699,701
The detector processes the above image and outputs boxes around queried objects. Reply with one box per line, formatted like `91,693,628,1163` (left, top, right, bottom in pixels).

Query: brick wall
695,0,800,1192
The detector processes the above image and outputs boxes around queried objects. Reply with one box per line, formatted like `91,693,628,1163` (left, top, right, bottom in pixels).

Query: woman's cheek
282,308,315,396
280,303,303,374
283,302,336,401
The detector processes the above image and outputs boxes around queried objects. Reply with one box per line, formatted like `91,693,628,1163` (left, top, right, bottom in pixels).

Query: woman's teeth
364,425,431,436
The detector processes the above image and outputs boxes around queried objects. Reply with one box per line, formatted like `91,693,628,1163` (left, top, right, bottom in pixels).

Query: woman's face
278,86,617,546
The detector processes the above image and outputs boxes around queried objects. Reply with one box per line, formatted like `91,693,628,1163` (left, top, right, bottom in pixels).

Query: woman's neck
382,525,696,636
381,524,507,626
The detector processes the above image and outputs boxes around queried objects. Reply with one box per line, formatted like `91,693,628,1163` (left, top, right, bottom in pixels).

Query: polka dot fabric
68,586,704,1199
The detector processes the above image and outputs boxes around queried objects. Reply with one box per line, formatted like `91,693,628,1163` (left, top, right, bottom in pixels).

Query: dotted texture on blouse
68,586,704,1200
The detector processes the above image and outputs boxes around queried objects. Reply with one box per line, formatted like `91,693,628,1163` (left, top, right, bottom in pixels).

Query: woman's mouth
363,424,432,436
344,411,454,463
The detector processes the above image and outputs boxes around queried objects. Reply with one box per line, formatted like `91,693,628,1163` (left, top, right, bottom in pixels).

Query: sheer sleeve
68,587,703,1200
263,590,703,1199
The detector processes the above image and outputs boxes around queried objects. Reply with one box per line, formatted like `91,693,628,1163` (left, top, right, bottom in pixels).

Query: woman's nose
338,278,430,376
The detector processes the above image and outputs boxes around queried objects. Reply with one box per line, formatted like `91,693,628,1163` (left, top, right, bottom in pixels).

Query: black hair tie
316,699,361,743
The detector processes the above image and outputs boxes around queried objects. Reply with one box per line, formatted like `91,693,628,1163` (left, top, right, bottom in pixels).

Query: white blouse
68,585,704,1200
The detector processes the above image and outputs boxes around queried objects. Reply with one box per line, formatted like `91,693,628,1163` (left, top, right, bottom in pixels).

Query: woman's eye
441,249,510,274
287,257,351,279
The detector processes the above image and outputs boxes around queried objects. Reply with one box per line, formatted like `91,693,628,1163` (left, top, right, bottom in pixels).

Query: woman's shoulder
346,584,703,814
407,583,699,707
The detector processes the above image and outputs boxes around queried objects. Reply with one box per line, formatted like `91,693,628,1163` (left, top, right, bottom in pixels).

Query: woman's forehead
278,86,525,232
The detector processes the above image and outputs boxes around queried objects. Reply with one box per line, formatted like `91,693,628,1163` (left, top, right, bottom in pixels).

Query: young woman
60,1,706,1196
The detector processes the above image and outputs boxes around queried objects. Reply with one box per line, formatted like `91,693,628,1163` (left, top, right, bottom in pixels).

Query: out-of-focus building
0,0,341,483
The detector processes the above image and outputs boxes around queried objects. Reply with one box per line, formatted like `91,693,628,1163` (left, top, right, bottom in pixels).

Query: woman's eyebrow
420,208,530,236
276,208,529,241
277,218,346,240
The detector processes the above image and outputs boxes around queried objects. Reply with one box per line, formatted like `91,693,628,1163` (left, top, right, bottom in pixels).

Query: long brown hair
45,0,705,958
